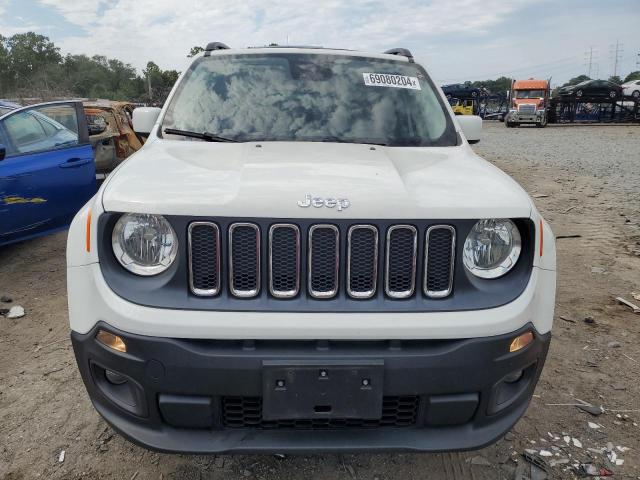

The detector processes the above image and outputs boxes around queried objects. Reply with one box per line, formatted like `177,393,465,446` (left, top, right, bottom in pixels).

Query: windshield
515,90,545,98
161,53,457,147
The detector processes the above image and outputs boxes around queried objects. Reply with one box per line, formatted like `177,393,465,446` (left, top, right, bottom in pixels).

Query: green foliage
624,71,640,82
0,32,179,104
561,75,590,87
608,75,622,85
187,46,204,58
467,76,512,95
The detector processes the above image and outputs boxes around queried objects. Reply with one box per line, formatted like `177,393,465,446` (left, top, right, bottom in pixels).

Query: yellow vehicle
449,97,475,115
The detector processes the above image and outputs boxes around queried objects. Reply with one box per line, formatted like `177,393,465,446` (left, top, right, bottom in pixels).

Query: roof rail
383,48,414,63
204,42,230,56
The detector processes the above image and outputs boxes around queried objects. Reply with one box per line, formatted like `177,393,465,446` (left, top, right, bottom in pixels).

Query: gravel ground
1,122,639,479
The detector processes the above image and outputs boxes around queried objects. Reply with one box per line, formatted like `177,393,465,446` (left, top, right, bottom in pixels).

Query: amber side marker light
509,331,534,353
96,330,127,353
85,209,92,252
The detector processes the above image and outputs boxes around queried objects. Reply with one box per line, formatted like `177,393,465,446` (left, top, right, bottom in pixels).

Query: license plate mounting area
262,360,384,421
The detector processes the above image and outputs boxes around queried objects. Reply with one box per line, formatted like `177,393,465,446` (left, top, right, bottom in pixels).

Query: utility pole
610,40,623,78
584,46,595,77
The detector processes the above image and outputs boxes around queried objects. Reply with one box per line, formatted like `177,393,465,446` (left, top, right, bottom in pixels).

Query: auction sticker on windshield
363,73,421,90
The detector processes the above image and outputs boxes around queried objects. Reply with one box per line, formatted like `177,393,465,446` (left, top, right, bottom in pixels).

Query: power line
438,55,582,83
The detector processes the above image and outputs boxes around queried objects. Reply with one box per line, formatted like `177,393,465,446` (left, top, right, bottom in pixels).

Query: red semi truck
505,78,551,128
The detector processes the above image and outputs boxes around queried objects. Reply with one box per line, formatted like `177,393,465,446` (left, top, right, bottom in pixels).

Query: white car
67,43,556,453
622,79,640,98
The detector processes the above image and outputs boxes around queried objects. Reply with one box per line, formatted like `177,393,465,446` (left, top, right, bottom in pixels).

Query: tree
469,76,513,96
608,75,622,85
0,31,176,103
4,32,62,94
562,75,590,87
0,35,10,92
187,46,204,58
143,61,180,104
624,71,640,82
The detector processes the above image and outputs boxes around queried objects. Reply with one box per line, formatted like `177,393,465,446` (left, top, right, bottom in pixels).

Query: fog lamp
105,370,127,385
503,370,524,383
96,330,127,353
509,331,533,353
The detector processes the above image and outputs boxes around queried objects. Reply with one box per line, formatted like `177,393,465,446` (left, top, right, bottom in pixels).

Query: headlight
112,213,178,276
462,219,521,279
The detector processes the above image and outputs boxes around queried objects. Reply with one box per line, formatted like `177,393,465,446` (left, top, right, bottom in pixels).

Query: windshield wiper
164,128,238,143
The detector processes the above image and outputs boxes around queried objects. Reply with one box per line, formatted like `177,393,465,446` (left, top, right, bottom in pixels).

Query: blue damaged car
0,101,96,246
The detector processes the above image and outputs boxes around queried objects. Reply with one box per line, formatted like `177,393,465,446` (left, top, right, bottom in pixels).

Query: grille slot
308,225,339,299
229,223,260,298
385,225,417,298
347,225,378,299
269,224,300,298
222,396,419,429
424,226,456,298
188,222,220,296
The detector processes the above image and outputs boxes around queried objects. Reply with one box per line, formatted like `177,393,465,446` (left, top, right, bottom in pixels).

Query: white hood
101,140,533,219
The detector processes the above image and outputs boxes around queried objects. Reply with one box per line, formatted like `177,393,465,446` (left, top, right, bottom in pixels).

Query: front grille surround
308,224,340,299
187,222,221,296
99,214,535,312
518,103,536,114
424,225,456,298
385,225,418,299
346,225,379,299
228,223,261,298
268,224,301,298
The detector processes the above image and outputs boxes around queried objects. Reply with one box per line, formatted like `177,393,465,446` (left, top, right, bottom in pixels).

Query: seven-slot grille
188,222,455,300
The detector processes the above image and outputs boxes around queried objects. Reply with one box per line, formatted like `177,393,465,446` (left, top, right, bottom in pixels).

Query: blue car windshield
161,53,458,147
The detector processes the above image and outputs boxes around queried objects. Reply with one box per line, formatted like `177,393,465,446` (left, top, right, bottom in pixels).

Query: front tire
609,90,617,99
632,90,639,99
576,90,583,98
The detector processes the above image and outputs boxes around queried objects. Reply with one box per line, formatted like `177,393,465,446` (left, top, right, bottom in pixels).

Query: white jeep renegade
67,43,556,453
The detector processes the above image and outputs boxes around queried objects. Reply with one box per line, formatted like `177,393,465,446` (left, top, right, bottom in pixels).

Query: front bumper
72,322,550,453
507,111,544,124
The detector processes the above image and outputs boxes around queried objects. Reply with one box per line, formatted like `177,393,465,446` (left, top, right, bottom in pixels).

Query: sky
1,0,638,87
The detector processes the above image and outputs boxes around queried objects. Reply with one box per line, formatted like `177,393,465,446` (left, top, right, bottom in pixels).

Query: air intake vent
229,223,260,297
347,225,378,299
385,225,417,298
269,224,300,298
308,225,339,299
222,396,419,429
424,226,455,298
188,222,220,296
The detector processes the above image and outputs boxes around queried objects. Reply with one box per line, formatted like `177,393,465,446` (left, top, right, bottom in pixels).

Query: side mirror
132,107,162,135
457,115,482,144
0,143,5,161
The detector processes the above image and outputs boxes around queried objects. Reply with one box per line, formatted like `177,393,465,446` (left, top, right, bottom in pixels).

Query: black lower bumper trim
71,323,550,453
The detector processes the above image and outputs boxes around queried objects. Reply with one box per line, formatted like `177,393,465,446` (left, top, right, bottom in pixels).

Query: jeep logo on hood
297,194,350,211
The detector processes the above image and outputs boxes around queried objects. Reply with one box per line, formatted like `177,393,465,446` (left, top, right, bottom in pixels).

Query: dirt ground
1,123,639,479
